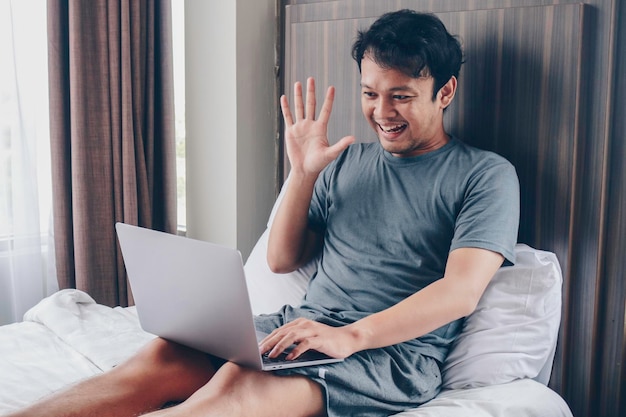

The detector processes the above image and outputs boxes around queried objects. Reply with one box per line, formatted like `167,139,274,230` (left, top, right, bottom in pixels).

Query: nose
372,97,396,119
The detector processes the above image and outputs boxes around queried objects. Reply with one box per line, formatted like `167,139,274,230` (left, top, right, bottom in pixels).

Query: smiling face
360,55,456,158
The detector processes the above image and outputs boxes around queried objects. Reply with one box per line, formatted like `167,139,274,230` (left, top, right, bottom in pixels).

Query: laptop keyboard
262,351,291,364
262,348,334,365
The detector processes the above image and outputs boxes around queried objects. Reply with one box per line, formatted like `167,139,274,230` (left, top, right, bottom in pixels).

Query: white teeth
380,124,407,133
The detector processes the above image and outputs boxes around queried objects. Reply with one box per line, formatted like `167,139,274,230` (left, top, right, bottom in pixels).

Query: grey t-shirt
300,138,519,362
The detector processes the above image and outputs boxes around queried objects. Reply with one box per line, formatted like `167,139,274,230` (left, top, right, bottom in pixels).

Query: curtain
0,0,57,325
47,0,177,307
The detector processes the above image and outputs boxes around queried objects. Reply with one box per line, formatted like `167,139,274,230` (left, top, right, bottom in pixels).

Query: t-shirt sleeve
449,158,520,264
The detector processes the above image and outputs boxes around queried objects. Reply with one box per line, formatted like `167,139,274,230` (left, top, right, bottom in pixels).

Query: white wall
184,0,277,259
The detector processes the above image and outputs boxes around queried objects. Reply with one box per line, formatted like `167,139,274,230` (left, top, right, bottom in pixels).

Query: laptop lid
116,222,264,370
115,223,342,371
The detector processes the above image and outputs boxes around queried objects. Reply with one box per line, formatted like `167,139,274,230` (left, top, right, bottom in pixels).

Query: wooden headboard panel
280,1,625,416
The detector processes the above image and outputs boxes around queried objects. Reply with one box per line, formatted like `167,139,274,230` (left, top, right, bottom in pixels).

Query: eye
362,91,376,98
393,95,411,100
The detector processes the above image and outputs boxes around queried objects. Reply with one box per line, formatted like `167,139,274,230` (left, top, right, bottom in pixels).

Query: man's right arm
267,77,354,273
266,172,322,273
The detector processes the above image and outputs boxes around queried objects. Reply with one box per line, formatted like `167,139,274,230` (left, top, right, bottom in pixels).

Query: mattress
0,289,573,417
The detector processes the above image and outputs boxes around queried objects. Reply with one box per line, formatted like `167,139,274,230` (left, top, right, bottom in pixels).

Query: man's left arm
260,247,503,360
343,247,504,352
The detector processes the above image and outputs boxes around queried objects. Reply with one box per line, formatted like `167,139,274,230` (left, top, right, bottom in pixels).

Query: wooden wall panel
599,0,626,415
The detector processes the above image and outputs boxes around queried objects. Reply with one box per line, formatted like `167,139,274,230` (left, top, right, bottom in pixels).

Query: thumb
325,135,356,160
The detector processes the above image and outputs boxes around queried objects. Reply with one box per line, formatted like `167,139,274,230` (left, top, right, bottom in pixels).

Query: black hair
351,9,463,100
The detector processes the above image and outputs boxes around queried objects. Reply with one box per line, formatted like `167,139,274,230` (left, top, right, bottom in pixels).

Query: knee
210,362,257,394
207,363,325,416
137,338,193,367
122,338,183,370
116,338,215,385
209,362,285,402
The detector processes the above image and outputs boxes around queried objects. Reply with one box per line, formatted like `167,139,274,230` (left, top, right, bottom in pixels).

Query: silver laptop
115,222,342,371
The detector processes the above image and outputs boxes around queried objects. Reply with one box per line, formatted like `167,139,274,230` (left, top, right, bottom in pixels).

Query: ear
438,76,457,109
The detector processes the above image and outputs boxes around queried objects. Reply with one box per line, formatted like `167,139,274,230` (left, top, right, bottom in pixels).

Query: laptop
115,222,343,371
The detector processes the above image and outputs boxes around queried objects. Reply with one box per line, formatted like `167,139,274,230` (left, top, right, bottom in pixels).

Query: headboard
278,1,626,417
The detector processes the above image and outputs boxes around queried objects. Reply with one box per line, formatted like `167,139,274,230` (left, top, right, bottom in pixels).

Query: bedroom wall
184,0,277,260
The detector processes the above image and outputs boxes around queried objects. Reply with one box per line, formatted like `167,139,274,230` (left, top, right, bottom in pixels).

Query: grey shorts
254,305,442,417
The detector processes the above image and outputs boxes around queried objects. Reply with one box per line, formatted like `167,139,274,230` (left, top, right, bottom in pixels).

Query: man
9,9,519,417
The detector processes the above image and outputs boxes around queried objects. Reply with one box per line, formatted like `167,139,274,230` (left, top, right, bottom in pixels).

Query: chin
380,143,411,156
378,140,423,158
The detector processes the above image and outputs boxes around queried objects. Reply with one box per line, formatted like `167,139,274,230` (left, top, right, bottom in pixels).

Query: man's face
360,55,450,158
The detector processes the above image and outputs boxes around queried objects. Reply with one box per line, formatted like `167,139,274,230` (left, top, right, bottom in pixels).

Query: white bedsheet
0,321,100,412
21,289,155,370
0,290,572,416
0,290,154,414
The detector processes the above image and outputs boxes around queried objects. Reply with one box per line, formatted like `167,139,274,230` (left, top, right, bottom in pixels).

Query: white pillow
244,176,314,315
441,244,562,389
245,228,312,315
244,179,563,388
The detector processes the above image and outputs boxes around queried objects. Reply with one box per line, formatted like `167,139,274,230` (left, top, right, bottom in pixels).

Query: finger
280,95,294,127
258,335,274,353
268,333,303,358
258,329,289,356
267,324,315,358
258,327,284,352
293,81,304,121
258,319,313,355
285,338,314,360
317,86,336,125
260,339,289,358
305,77,316,120
259,327,289,350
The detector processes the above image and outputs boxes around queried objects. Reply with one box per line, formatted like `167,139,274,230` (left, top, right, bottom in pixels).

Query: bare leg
5,338,216,417
145,362,326,417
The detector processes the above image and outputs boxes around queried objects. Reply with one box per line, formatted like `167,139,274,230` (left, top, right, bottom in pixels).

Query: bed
0,181,573,417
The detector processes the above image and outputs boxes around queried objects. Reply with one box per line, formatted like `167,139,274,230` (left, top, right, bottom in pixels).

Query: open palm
281,77,355,176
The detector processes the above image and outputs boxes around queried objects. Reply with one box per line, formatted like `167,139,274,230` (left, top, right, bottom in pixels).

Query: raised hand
281,77,355,177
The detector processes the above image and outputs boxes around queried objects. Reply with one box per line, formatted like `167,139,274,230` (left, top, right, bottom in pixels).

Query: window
172,0,186,233
0,0,55,325
0,0,51,242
